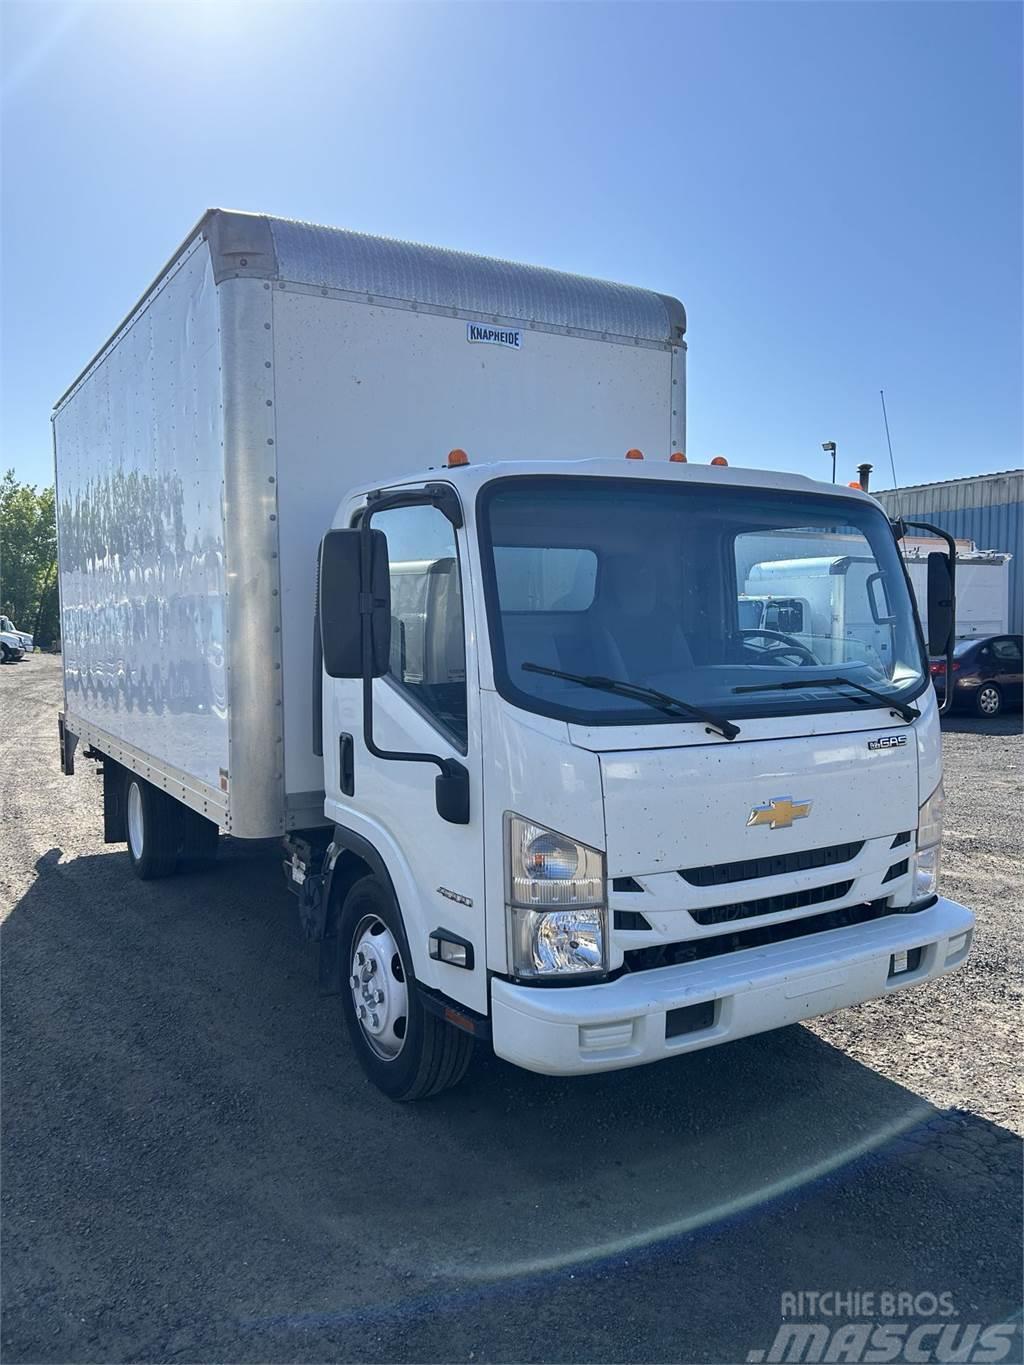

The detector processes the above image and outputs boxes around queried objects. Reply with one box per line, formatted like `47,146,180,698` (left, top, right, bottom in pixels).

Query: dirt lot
2,654,1021,1364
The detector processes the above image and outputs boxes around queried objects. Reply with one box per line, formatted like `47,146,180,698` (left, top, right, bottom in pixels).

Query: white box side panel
905,559,1010,640
951,563,1010,637
271,290,674,800
54,243,230,795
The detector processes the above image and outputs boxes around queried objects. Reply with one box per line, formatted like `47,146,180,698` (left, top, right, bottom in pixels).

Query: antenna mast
880,389,901,516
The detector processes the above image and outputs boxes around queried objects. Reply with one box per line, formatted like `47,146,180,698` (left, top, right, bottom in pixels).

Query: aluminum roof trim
56,209,687,408
211,210,685,344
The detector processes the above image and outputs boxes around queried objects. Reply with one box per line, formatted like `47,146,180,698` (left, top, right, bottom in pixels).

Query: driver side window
372,504,468,750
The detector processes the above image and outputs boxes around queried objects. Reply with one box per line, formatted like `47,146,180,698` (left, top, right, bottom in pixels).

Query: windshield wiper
733,675,920,723
522,662,740,740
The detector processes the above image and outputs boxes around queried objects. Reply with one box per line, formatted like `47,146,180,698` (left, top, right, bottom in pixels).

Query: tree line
0,471,60,648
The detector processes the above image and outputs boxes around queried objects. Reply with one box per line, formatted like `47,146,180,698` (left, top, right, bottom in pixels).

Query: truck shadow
2,843,1021,1363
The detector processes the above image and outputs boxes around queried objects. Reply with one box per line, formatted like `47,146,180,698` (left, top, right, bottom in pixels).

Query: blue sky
2,1,1021,491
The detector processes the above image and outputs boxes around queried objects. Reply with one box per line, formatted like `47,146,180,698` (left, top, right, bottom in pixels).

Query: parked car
1,627,26,663
930,634,1023,717
0,615,34,654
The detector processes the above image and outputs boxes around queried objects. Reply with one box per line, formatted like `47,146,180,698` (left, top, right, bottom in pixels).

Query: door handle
339,733,355,796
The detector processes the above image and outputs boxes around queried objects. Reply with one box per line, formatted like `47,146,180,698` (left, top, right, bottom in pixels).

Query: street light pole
822,441,837,483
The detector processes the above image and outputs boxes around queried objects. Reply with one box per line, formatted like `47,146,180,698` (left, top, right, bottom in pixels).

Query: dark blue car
930,634,1024,717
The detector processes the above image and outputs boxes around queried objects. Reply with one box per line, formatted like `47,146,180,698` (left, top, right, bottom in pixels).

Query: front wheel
338,875,474,1100
975,683,1002,718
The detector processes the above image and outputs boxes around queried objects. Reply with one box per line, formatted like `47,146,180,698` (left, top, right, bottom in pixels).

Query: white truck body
52,211,681,838
903,547,1011,642
53,212,973,1096
742,553,898,671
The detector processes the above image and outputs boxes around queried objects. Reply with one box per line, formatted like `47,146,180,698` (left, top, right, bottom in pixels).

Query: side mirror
926,551,954,657
318,528,391,679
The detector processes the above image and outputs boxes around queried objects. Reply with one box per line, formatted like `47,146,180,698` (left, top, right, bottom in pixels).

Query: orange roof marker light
625,448,645,461
710,456,729,467
447,448,470,468
848,480,862,489
669,451,687,463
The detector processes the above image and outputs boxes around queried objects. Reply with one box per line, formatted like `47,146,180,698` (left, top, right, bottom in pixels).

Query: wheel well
324,850,374,936
318,833,400,995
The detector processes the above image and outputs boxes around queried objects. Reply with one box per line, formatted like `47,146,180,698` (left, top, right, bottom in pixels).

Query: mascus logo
747,796,812,830
869,735,908,750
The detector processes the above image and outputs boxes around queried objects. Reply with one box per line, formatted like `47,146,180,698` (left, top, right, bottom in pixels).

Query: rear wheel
338,875,474,1100
125,776,182,880
975,683,1002,718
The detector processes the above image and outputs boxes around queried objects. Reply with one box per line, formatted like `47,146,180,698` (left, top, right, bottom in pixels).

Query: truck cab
311,453,973,1097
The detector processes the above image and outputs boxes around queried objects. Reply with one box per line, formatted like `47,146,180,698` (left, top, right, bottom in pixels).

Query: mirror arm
894,518,957,714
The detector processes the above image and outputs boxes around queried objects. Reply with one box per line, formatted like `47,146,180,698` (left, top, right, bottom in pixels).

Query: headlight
917,781,945,849
506,815,607,977
912,781,945,899
912,846,940,899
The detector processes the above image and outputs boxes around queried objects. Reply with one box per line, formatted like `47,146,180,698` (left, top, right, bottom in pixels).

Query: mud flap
58,714,77,776
102,761,126,844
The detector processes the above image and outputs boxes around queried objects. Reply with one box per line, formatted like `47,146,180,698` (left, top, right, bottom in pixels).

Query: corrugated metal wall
874,471,1023,633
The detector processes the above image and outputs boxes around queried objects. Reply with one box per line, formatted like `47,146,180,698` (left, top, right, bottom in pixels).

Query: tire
1,645,11,664
975,683,1002,718
125,775,182,880
338,875,474,1100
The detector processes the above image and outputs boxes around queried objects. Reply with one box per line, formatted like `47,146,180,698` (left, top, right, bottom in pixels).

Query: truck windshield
478,476,927,726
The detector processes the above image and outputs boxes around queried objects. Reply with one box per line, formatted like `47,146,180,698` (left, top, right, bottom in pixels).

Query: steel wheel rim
349,914,409,1061
127,782,145,859
979,686,1000,715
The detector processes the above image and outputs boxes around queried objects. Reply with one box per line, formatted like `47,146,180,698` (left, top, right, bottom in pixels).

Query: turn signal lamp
669,451,687,463
711,456,729,467
447,448,470,468
625,448,644,460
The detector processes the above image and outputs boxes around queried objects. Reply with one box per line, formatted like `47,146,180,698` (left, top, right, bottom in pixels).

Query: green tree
0,471,59,647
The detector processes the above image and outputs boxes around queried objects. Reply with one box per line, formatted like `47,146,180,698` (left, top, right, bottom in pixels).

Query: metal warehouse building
874,469,1023,634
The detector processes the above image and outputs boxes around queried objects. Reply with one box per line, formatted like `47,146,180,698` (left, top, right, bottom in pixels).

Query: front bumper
490,897,974,1076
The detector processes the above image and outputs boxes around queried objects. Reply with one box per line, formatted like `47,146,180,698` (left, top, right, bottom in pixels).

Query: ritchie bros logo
745,1290,1018,1364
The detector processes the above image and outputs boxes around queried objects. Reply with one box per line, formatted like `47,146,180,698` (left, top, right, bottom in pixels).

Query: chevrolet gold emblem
747,796,813,830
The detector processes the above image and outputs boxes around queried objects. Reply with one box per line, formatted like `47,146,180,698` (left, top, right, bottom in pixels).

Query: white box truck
54,210,974,1099
901,538,1012,642
741,550,902,671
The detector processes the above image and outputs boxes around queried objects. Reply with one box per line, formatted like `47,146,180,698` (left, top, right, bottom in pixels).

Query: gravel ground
2,655,1021,1364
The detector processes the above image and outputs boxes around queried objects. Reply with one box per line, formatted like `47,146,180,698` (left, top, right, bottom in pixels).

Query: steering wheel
739,629,819,667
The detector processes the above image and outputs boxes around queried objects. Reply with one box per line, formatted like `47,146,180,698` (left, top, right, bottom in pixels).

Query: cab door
325,492,487,1015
